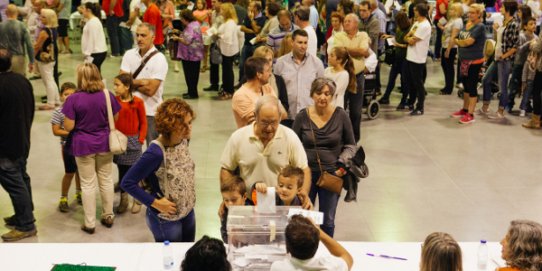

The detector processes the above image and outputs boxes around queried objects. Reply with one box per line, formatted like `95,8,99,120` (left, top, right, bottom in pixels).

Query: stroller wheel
367,100,380,120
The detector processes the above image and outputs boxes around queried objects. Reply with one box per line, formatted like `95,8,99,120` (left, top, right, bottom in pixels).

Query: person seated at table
420,232,462,271
181,235,231,271
219,176,254,243
252,166,305,207
498,220,542,271
270,215,353,271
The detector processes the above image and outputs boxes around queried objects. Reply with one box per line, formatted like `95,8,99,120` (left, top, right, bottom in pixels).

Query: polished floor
2,49,542,243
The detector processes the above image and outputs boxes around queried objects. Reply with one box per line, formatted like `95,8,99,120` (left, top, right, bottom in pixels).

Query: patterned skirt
113,135,142,165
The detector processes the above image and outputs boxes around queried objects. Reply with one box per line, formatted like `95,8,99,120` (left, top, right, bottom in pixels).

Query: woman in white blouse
324,47,356,108
215,3,240,100
81,3,108,72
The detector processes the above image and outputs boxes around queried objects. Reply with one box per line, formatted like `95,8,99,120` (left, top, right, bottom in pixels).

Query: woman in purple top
174,9,204,99
63,63,121,234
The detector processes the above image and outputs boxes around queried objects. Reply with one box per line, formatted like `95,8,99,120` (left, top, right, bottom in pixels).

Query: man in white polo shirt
220,96,312,209
120,22,168,144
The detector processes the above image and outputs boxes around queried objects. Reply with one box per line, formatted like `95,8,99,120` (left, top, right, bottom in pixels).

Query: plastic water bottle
477,240,488,270
163,240,174,270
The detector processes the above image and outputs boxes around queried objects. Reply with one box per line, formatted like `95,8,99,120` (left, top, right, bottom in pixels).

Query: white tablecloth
0,242,505,271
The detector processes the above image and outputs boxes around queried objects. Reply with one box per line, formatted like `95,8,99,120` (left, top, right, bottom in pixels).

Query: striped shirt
267,24,299,54
50,107,67,145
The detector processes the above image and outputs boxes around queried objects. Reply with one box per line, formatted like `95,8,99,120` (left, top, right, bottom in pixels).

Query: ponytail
344,54,357,93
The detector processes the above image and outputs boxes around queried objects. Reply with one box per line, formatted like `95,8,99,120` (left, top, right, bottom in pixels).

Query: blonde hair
221,3,238,23
277,33,293,58
421,232,463,271
469,3,485,18
450,3,463,18
41,8,58,27
76,63,104,93
253,46,274,59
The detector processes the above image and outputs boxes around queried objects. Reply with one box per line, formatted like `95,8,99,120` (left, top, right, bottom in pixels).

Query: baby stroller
457,39,499,99
362,50,380,120
363,71,380,119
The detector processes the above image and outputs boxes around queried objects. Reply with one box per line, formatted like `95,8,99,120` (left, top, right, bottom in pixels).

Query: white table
0,242,505,271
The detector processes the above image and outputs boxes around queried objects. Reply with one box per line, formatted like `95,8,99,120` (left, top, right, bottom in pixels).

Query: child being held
252,166,305,207
51,82,81,212
220,176,253,243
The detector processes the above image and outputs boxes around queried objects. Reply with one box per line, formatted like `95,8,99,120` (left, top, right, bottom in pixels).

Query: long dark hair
395,11,411,31
84,2,101,18
332,46,357,93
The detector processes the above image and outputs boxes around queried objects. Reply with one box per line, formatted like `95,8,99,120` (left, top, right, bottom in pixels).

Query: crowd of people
1,0,542,269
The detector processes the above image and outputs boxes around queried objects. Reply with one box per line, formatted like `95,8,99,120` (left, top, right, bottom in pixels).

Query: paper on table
287,209,324,225
256,187,276,213
386,38,395,46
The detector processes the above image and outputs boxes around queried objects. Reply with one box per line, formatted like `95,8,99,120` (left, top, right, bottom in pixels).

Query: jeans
407,60,427,110
345,73,365,143
381,56,405,100
222,55,235,95
75,152,114,228
210,61,219,88
146,208,196,242
239,44,255,83
0,157,35,232
507,64,524,109
441,48,457,94
181,60,201,98
520,79,533,111
482,61,498,102
38,61,60,106
309,170,340,237
532,71,542,115
119,26,134,54
495,60,513,108
106,16,122,56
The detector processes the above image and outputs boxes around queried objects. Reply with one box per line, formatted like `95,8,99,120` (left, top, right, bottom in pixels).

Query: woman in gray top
292,78,356,237
451,4,486,124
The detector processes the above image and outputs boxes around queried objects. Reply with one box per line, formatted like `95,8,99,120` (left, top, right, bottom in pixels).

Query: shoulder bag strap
132,50,160,79
103,89,115,131
306,109,324,175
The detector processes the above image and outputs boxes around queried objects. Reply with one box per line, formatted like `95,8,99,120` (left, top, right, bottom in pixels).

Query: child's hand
255,183,268,193
217,201,226,218
298,191,313,210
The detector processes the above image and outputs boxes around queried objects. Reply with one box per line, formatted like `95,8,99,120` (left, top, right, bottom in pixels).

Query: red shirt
114,96,147,144
102,0,124,17
143,3,164,45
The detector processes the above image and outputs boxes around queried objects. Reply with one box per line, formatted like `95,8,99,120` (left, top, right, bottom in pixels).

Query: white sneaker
456,83,464,90
520,110,526,117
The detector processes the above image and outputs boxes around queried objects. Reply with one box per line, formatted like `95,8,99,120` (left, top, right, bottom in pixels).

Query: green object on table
51,264,116,271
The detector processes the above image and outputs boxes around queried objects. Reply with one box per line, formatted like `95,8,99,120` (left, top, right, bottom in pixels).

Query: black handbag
383,45,395,66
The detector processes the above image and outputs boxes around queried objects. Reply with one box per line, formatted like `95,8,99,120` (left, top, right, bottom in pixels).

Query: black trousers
117,164,131,193
345,73,365,142
210,62,219,88
440,48,457,94
182,60,201,98
407,60,427,110
91,52,107,72
221,55,235,95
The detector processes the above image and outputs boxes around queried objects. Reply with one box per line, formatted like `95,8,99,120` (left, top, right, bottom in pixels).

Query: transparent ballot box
227,206,299,270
